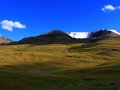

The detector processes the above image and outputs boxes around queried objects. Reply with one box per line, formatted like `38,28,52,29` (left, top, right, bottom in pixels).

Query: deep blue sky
0,0,120,41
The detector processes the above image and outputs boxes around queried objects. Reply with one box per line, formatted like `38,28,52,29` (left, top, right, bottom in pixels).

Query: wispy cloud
101,5,118,12
102,5,120,12
0,20,26,31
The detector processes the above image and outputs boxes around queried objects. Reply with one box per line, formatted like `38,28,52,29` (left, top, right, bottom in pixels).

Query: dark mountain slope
17,30,74,44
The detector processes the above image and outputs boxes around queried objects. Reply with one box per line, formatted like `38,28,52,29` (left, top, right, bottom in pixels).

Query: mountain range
1,29,120,45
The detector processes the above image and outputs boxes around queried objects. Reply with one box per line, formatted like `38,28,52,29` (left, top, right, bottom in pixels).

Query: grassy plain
0,38,120,90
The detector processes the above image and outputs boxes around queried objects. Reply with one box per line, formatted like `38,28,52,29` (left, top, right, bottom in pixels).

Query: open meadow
0,38,120,90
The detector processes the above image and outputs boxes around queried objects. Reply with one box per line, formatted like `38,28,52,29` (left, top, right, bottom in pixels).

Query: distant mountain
88,29,120,38
18,30,74,44
0,37,13,45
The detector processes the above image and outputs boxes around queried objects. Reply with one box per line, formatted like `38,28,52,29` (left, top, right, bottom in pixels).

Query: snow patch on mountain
110,30,120,35
67,30,120,39
67,32,89,39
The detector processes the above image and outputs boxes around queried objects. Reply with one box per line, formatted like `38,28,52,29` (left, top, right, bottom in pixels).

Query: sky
0,0,120,41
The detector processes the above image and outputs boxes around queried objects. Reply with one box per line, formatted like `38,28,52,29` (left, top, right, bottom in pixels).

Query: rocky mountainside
18,30,74,44
0,37,13,44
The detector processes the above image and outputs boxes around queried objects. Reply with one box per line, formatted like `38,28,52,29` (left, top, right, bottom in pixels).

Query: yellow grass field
0,38,120,90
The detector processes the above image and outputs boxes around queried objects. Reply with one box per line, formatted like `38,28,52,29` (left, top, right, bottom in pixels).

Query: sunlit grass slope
0,38,120,90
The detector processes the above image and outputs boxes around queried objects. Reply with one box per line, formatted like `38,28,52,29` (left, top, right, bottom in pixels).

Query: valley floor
0,38,120,90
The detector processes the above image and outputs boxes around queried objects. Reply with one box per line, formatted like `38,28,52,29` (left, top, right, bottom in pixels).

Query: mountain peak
89,29,120,38
18,30,74,44
48,30,66,34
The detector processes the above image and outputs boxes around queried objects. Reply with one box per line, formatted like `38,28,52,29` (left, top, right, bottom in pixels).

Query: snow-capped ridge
88,29,120,38
67,32,89,39
109,30,120,35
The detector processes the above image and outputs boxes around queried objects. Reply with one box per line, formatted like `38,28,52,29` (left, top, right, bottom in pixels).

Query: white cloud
0,20,26,31
102,5,116,12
